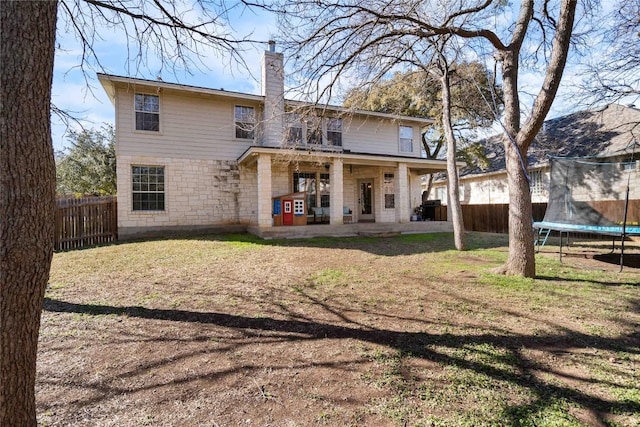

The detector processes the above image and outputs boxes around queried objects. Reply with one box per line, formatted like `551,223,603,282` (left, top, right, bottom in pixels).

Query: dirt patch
38,233,640,426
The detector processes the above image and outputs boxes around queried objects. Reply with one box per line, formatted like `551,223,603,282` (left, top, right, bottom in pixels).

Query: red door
283,200,293,225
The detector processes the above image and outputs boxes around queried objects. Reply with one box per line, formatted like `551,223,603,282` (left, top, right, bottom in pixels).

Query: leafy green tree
56,125,116,196
343,64,499,166
257,0,579,277
344,61,501,251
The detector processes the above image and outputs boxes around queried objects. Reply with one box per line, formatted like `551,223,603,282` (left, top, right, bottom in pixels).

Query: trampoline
533,156,640,270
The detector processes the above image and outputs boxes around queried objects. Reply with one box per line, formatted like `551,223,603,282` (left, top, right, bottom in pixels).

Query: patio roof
237,146,460,175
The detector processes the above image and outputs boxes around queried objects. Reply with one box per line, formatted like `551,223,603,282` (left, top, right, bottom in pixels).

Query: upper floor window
399,126,414,153
135,94,159,131
235,106,255,139
307,119,322,145
132,166,165,211
286,113,303,145
326,118,342,146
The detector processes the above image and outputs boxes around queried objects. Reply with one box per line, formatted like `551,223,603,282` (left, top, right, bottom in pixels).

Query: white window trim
326,117,343,146
286,115,344,147
131,164,166,212
234,105,256,140
530,169,544,195
399,125,414,154
286,113,303,145
306,117,323,145
133,92,162,134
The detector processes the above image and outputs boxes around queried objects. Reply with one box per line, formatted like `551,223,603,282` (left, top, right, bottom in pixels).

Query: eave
97,73,435,126
97,73,264,105
238,146,461,175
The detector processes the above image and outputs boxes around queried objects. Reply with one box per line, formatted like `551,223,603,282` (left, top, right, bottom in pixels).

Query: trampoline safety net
541,157,639,230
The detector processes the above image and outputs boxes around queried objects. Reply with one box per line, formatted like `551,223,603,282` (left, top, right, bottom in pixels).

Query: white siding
431,164,640,207
342,116,421,158
430,170,552,205
115,84,260,161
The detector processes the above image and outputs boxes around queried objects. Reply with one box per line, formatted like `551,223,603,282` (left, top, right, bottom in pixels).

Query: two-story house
99,43,452,238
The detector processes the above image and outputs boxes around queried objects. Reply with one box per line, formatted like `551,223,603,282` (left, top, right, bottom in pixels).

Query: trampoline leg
620,235,625,272
559,232,564,263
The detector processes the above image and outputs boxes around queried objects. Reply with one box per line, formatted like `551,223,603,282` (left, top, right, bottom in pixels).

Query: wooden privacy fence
433,203,548,233
461,203,548,233
55,196,117,250
440,201,640,234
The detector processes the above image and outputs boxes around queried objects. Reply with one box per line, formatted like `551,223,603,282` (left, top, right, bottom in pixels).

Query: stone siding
118,156,248,236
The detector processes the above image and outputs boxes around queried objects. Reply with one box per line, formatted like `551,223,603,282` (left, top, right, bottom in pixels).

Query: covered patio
238,146,454,231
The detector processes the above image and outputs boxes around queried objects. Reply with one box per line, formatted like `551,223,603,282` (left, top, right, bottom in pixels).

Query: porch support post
330,157,344,225
257,153,272,227
398,162,409,223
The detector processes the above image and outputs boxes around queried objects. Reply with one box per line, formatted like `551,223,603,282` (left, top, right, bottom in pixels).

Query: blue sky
50,2,624,152
51,3,278,151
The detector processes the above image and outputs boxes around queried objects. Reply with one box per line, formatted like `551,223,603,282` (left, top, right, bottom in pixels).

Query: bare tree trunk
1,1,58,425
492,0,576,277
440,66,465,250
492,47,536,277
499,139,536,277
422,174,434,201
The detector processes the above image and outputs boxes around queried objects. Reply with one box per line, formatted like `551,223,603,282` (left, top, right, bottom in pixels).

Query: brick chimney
261,41,285,147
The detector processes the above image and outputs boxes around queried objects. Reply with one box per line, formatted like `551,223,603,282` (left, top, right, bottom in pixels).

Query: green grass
42,232,640,427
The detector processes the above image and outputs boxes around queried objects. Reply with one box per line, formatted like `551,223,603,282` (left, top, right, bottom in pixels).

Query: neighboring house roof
451,103,640,181
97,73,435,126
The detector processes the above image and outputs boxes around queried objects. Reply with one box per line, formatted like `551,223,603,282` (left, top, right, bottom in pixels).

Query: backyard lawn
38,232,639,426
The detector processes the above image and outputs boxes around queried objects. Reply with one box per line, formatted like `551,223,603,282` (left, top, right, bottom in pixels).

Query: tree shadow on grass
535,275,640,286
97,231,510,257
43,297,640,426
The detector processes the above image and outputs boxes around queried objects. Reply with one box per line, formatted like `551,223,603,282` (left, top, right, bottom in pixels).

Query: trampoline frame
534,157,638,271
533,221,640,271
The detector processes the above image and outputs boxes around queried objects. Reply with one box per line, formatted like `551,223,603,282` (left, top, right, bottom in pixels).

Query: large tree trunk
1,1,58,425
493,47,536,277
500,141,535,276
440,66,465,251
493,0,576,277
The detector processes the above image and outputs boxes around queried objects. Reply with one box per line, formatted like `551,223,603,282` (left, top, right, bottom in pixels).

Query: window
399,125,414,153
327,118,342,146
293,171,331,209
319,173,330,207
294,172,317,208
235,106,255,139
307,119,322,145
286,113,303,145
135,94,159,131
132,166,165,211
384,173,395,208
530,170,544,195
